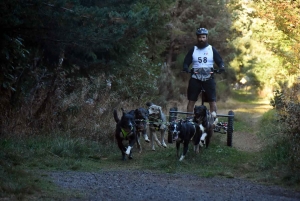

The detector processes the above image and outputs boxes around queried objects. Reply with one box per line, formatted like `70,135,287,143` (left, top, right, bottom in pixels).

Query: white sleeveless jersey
191,45,214,68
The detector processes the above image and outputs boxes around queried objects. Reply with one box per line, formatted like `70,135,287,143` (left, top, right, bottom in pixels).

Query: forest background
0,0,300,188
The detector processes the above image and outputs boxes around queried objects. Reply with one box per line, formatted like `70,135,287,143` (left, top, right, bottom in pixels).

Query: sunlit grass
231,90,258,103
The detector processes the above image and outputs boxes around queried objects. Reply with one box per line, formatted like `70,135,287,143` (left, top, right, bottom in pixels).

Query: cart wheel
167,130,173,144
168,107,178,144
227,110,234,147
206,127,214,148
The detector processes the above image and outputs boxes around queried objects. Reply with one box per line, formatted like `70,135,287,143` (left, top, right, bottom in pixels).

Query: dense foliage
270,83,300,172
0,0,175,136
253,0,300,175
0,0,299,168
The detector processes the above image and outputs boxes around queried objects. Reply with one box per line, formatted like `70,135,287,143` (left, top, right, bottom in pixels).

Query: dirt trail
218,99,273,152
45,100,300,201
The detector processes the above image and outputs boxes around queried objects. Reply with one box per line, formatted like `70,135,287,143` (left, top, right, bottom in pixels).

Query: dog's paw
201,133,207,141
143,134,150,143
125,146,132,155
194,144,199,153
199,133,207,147
213,118,219,126
162,142,167,148
179,155,185,161
211,111,217,118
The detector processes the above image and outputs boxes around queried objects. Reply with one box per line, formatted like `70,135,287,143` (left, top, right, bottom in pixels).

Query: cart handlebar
169,111,234,117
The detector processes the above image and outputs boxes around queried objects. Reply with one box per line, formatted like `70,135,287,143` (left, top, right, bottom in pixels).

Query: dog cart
168,68,235,146
168,109,234,147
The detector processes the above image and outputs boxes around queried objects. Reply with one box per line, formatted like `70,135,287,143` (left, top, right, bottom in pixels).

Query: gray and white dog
146,102,167,150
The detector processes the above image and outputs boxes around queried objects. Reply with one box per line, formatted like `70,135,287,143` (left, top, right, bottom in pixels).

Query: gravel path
48,170,300,201
46,103,300,201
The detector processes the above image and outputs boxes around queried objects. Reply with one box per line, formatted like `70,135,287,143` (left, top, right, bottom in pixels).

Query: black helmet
196,28,208,35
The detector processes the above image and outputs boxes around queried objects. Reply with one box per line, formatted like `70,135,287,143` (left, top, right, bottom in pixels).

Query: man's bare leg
208,101,217,114
209,101,218,127
187,100,196,116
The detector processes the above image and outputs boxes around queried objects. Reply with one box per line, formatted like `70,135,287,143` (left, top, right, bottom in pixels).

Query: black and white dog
113,108,136,160
168,120,180,143
131,107,150,153
168,107,178,144
170,119,201,161
193,105,218,148
147,102,167,150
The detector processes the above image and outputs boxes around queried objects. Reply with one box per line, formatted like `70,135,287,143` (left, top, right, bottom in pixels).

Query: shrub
269,83,300,172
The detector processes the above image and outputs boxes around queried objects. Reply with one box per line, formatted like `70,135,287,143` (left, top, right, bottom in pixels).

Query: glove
182,64,189,73
219,68,225,73
182,66,189,73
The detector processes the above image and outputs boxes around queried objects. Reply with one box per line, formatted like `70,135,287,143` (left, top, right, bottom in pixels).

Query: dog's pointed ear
158,106,162,112
121,108,126,115
158,106,164,118
134,109,139,116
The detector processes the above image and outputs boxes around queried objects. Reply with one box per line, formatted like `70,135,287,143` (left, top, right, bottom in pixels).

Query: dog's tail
113,109,120,123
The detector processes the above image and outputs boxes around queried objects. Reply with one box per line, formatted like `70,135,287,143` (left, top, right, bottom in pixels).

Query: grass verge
0,133,286,200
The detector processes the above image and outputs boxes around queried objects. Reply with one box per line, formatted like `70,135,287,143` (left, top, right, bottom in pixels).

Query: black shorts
187,78,216,102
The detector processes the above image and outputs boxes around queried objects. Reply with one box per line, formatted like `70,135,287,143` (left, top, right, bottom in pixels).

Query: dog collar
135,119,146,122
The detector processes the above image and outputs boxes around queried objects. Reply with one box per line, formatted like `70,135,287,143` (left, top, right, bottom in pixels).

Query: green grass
231,90,258,103
254,109,300,186
0,133,261,200
1,93,300,200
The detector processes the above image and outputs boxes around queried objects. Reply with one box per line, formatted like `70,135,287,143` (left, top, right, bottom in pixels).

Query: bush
269,83,300,172
216,80,231,101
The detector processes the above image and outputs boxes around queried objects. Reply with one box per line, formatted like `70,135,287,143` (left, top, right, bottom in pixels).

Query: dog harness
179,121,196,143
149,114,166,131
153,121,162,130
121,127,133,139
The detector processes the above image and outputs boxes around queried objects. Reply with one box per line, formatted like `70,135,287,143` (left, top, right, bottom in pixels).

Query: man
182,27,225,116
